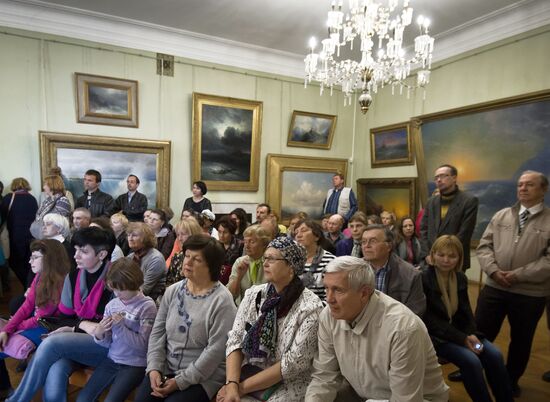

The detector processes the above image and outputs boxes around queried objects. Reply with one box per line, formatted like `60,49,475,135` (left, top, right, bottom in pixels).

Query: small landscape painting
370,122,413,167
287,111,337,150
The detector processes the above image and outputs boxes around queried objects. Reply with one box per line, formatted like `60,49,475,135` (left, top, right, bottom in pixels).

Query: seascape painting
192,93,262,191
56,148,158,207
281,171,333,220
370,122,413,167
87,84,129,117
200,104,253,182
287,111,336,149
420,95,550,240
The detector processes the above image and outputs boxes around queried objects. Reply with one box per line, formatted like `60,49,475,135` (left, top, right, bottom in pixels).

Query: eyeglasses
263,255,286,264
434,174,451,181
361,238,387,246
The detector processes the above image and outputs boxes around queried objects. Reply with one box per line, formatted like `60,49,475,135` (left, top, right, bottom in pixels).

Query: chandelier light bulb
309,36,317,51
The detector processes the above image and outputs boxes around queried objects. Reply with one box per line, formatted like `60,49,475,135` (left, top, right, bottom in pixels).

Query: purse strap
8,193,15,213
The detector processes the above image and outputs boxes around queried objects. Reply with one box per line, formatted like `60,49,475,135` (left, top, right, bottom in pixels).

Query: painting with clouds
287,111,336,150
281,171,333,220
420,95,550,240
88,85,129,116
200,104,253,181
57,148,158,207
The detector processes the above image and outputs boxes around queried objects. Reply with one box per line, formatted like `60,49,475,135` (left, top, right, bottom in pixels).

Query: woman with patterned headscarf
218,237,323,402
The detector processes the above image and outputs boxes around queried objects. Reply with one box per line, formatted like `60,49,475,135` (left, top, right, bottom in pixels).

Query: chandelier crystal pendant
304,0,434,114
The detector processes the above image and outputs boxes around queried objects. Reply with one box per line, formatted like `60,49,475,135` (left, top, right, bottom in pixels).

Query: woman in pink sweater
0,239,71,397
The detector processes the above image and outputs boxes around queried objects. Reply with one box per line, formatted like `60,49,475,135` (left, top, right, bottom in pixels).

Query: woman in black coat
0,178,38,287
422,235,513,402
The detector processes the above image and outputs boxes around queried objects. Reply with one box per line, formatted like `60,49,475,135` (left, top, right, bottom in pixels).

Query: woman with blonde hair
30,175,72,240
110,212,130,255
1,178,38,287
165,218,203,287
126,222,166,300
421,235,513,402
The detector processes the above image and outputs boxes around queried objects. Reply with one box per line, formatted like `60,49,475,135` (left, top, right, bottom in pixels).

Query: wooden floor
1,278,549,401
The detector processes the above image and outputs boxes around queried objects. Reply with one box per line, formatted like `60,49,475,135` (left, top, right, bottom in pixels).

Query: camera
474,343,483,351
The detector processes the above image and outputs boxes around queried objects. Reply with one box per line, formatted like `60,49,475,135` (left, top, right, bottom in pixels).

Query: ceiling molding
1,0,549,79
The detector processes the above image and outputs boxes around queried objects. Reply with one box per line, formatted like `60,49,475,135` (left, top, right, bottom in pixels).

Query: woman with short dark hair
135,235,237,402
146,209,175,260
181,181,212,216
216,216,243,285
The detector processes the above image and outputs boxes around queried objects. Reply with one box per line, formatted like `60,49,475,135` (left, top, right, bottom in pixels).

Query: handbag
0,193,15,259
240,364,282,401
37,316,78,332
0,318,37,360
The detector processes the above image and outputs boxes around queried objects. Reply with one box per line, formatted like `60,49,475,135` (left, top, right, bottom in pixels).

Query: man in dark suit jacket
113,174,148,221
420,164,478,270
362,225,426,317
75,169,114,218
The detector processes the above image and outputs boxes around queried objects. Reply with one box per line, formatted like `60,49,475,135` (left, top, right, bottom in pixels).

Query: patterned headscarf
267,237,306,276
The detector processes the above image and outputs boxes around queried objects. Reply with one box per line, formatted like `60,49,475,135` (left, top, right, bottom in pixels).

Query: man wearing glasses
361,225,425,317
420,164,478,271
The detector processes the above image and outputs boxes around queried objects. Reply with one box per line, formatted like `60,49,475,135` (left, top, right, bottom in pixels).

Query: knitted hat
267,237,306,276
201,209,215,221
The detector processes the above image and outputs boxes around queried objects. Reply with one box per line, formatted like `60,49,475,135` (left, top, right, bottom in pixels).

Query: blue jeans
436,339,514,402
7,332,108,402
76,357,145,402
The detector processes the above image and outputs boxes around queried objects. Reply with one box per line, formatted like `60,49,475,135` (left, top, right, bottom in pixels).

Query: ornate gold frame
192,92,263,191
266,154,348,223
75,73,138,127
287,110,337,150
370,121,413,167
39,131,171,207
356,177,417,218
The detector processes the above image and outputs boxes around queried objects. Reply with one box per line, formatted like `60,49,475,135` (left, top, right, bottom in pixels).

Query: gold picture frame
356,178,417,219
370,122,413,167
266,154,348,223
39,131,171,208
287,110,337,150
75,73,138,127
192,93,263,191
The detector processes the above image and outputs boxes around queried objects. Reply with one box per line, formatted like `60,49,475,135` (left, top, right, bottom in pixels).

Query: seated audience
7,227,116,402
31,175,72,238
255,203,271,224
229,208,249,241
165,218,203,288
324,214,345,246
135,235,236,402
395,216,422,266
320,213,331,232
216,217,243,285
227,225,271,304
180,208,198,221
422,235,513,402
0,239,70,398
200,209,218,239
113,174,148,222
361,224,425,316
294,219,335,301
380,210,396,230
305,256,449,402
72,207,91,232
75,259,157,402
110,212,130,255
41,213,73,263
219,237,324,402
286,211,308,241
336,211,367,257
126,222,166,301
147,209,175,260
143,209,153,225
182,181,212,215
367,214,382,225
259,214,280,240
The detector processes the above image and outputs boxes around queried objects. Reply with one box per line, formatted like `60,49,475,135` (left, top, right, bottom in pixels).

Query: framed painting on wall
75,73,138,127
192,92,263,191
287,110,337,149
39,131,171,208
356,178,417,219
265,154,348,223
370,122,413,167
413,90,550,241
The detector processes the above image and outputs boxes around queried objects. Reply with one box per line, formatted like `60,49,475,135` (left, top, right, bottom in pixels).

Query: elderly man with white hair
305,256,448,402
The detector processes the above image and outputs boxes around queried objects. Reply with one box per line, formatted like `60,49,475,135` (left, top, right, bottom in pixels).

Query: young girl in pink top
0,239,70,397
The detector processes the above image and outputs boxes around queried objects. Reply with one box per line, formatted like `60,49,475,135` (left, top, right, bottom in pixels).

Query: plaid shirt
374,264,389,294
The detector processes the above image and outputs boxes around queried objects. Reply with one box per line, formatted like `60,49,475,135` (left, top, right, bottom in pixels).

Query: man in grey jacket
475,170,550,397
361,224,426,317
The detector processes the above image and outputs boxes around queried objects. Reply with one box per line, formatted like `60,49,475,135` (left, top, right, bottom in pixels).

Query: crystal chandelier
304,0,434,114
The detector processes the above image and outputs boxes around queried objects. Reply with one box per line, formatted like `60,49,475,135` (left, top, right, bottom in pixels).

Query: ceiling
1,0,549,77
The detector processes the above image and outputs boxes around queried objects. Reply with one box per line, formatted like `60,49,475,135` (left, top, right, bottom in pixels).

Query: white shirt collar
519,202,544,216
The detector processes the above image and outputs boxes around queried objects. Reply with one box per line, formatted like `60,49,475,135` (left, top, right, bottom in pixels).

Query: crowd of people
0,164,547,402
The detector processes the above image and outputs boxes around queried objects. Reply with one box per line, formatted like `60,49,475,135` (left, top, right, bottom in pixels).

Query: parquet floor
1,278,549,401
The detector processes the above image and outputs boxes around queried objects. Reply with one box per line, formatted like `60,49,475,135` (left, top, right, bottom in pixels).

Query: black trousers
475,285,546,385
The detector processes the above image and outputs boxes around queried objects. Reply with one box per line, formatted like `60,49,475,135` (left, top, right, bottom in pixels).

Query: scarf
435,269,458,321
132,248,150,265
59,261,110,320
242,284,281,364
36,193,62,221
249,257,263,284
